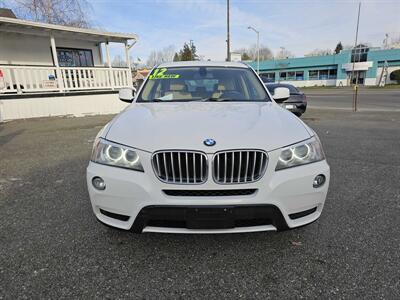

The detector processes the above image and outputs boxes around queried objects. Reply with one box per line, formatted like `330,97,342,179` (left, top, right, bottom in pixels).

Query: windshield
137,66,270,102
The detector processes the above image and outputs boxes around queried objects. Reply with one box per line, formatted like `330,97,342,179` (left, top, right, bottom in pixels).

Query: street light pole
257,30,260,73
248,26,260,73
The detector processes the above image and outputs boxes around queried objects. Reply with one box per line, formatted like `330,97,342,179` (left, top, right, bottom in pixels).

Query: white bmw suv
87,61,330,234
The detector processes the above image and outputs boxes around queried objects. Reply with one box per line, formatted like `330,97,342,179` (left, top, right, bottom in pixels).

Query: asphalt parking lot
1,94,400,298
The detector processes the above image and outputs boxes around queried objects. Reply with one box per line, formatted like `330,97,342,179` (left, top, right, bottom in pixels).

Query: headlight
91,138,144,172
275,136,325,171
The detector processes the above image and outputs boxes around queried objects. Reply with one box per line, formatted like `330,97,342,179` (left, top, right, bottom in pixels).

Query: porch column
124,41,133,87
50,35,64,92
105,41,114,90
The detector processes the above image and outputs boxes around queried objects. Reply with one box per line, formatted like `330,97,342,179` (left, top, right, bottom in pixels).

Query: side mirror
119,87,136,103
272,87,290,102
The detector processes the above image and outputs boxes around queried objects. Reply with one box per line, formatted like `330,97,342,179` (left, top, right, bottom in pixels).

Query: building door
349,71,366,85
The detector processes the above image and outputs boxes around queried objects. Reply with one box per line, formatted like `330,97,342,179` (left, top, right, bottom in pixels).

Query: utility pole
226,0,231,61
351,2,361,112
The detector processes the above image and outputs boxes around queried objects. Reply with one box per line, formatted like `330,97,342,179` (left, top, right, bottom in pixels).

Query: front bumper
87,149,330,234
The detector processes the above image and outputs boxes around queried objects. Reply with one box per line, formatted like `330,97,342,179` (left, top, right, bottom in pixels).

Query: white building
0,10,138,121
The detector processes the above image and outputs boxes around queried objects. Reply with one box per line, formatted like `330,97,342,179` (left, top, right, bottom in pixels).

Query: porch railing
0,65,131,94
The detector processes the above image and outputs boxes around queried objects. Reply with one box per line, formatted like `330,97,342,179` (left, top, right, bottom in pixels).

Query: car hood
105,102,312,153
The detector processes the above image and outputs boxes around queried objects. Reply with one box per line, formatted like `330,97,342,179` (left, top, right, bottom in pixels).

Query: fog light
92,176,106,190
313,174,326,188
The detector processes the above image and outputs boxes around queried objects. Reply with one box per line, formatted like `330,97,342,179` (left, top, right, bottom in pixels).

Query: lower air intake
163,189,257,197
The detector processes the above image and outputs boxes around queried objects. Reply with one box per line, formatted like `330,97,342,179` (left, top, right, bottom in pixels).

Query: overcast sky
91,0,400,61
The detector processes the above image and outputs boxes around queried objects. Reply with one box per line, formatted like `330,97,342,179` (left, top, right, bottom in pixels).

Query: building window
319,70,329,80
309,69,337,80
260,72,275,82
309,70,318,80
278,71,304,81
351,44,369,63
296,71,304,80
287,71,295,80
56,48,94,67
328,69,337,79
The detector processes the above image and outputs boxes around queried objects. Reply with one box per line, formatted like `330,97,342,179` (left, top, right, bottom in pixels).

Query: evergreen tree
173,53,180,61
241,52,251,60
334,42,343,54
178,42,198,61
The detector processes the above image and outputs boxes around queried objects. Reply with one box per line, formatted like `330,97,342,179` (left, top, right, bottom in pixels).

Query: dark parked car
265,83,307,117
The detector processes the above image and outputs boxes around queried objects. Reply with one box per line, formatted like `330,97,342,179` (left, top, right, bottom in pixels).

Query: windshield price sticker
149,68,180,79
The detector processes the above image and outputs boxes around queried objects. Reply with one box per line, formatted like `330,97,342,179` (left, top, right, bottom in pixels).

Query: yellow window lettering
149,68,180,79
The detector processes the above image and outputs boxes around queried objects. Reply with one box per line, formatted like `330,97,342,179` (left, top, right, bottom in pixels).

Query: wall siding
0,32,103,66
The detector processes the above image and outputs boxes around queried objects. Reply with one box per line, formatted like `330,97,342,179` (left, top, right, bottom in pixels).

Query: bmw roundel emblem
203,138,216,146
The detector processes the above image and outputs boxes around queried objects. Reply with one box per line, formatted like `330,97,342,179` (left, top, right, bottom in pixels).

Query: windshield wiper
199,97,234,102
149,97,236,102
150,98,206,102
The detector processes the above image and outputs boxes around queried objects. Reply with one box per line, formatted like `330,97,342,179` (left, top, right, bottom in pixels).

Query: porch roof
0,16,138,43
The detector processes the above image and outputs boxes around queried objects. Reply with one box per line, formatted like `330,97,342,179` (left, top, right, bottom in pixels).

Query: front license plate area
186,207,234,229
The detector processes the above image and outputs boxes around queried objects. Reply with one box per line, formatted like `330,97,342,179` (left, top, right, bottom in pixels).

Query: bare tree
146,45,176,67
250,44,273,61
275,47,295,59
235,44,273,61
12,0,92,28
304,49,332,57
389,34,400,48
112,55,126,68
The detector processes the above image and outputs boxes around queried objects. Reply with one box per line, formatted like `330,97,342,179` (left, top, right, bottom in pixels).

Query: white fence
0,65,131,94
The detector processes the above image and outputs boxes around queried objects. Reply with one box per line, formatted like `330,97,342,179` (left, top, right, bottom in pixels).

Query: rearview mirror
272,87,290,102
119,88,136,103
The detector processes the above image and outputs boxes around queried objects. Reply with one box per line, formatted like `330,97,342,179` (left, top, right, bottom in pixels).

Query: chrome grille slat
230,152,234,183
170,152,175,182
193,153,197,183
224,152,227,184
155,155,161,176
216,155,220,181
213,150,268,184
259,153,264,175
237,151,242,182
185,152,189,183
200,155,203,181
163,152,168,181
244,151,249,182
251,152,257,181
178,153,182,183
152,151,207,184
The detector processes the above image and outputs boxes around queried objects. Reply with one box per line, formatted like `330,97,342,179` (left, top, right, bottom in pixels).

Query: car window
137,67,270,102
